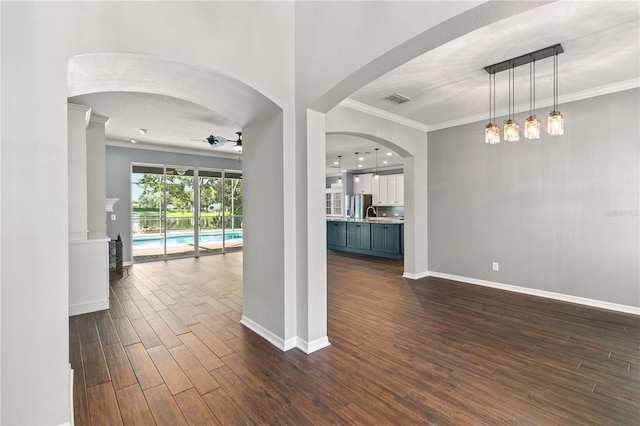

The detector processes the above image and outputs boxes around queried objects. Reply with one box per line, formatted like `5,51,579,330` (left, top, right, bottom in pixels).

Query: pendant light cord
492,73,496,123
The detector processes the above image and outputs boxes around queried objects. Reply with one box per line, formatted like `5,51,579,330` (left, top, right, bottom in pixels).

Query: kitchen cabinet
326,183,343,216
347,222,371,250
353,173,372,194
373,174,404,206
326,220,403,259
371,223,401,255
326,221,347,247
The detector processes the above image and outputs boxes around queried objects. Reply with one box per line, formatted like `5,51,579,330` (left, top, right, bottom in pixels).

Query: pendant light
485,72,500,144
373,148,380,179
525,59,540,139
504,64,520,142
354,152,360,183
337,155,342,184
548,51,564,135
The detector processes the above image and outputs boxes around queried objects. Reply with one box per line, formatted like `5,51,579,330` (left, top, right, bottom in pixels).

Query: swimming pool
133,231,243,248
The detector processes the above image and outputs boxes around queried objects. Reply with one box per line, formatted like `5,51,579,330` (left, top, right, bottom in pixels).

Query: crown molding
89,113,110,126
428,78,640,132
339,98,430,133
106,139,242,160
67,102,92,128
341,80,639,134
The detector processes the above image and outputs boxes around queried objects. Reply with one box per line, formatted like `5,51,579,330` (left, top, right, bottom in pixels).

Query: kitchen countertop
326,217,404,224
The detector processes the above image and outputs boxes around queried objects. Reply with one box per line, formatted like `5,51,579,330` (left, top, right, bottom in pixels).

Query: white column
67,103,91,241
402,142,429,279
304,109,330,352
86,113,109,237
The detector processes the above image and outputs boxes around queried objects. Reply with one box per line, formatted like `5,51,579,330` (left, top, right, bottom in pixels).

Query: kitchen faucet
365,205,377,219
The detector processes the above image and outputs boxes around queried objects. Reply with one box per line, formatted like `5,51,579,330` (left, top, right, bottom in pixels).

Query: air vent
383,93,411,105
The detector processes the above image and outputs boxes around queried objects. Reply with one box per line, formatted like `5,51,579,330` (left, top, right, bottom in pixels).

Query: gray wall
428,88,639,307
106,145,242,263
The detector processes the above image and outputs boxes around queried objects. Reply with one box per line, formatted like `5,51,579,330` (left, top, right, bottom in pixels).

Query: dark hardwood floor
70,250,639,425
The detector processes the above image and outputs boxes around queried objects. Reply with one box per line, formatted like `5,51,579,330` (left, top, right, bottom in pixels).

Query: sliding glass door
198,170,224,255
132,164,242,262
131,165,166,262
165,167,195,259
224,171,243,252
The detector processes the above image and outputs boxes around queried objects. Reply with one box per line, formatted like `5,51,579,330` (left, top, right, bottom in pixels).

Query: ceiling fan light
504,119,520,142
233,141,243,153
485,123,500,144
548,111,564,136
524,116,540,139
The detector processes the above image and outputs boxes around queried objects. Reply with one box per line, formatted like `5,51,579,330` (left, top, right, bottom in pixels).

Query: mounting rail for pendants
484,44,564,75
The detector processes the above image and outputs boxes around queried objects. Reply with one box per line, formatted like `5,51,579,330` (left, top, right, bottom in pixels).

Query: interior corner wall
105,145,242,263
241,110,287,344
428,88,640,308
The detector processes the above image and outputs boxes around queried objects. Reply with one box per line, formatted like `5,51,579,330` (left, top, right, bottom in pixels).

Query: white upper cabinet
373,174,404,206
353,173,373,194
327,183,343,216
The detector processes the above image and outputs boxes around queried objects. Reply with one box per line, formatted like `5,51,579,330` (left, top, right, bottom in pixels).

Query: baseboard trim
69,299,109,316
240,315,288,351
428,271,640,315
240,316,331,354
297,336,331,354
403,271,430,280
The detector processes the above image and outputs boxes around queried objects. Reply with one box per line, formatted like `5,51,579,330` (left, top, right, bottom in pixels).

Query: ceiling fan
189,131,242,153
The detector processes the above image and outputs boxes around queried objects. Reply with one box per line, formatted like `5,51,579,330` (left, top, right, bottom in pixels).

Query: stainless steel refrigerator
345,194,373,219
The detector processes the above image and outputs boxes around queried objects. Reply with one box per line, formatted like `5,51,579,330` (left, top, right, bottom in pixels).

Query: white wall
1,2,294,424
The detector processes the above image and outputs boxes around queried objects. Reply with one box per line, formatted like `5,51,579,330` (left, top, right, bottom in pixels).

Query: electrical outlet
492,262,499,271
111,214,116,221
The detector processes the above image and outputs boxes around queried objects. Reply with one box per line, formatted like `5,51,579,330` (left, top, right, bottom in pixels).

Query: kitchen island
326,217,404,259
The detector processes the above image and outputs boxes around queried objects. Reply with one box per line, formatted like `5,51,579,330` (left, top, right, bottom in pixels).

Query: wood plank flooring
70,250,639,425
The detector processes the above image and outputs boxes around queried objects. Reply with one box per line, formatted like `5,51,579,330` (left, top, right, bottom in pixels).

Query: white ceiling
69,1,639,174
69,91,242,157
349,1,639,129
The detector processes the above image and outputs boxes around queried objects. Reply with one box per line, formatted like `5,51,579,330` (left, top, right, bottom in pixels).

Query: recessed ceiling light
386,152,392,156
333,161,339,165
138,129,148,134
383,160,388,164
129,139,137,144
357,164,363,168
358,157,364,161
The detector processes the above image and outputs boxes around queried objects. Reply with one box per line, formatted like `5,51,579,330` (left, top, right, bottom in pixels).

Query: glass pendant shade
504,119,520,142
524,116,540,139
485,123,500,144
548,111,564,135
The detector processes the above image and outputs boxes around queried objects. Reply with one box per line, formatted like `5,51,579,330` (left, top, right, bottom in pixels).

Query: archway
67,52,291,350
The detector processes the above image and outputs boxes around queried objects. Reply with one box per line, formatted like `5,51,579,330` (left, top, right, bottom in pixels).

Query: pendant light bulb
504,65,519,142
525,59,540,140
485,72,500,144
548,52,564,136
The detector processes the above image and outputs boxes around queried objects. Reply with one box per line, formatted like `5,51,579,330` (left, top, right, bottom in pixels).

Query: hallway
71,251,639,424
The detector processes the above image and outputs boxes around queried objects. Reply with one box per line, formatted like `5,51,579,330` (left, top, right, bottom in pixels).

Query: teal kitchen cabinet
326,220,347,248
346,222,371,250
371,223,401,255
